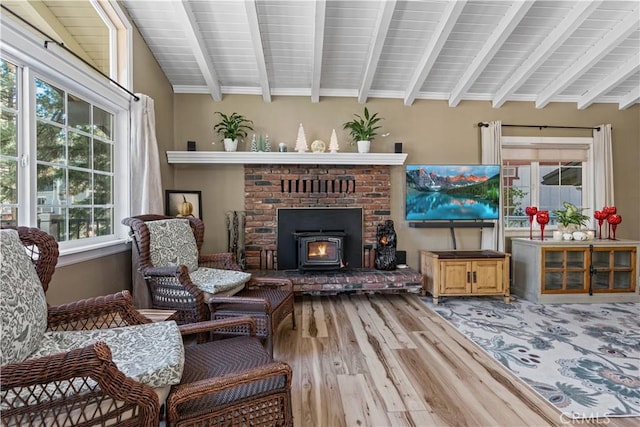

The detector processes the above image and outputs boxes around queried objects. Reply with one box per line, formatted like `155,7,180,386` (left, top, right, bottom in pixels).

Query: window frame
1,15,132,266
501,136,594,235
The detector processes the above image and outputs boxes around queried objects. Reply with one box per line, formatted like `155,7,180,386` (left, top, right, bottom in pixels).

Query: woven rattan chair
2,226,294,426
0,226,161,426
122,214,296,354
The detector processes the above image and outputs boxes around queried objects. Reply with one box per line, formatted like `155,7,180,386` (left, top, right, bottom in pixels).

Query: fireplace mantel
166,151,407,165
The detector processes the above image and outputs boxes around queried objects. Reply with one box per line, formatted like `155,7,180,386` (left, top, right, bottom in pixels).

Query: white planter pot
357,140,370,153
223,138,238,152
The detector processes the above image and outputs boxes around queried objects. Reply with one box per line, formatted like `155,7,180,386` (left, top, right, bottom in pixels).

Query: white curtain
130,94,163,215
480,121,503,251
593,124,614,209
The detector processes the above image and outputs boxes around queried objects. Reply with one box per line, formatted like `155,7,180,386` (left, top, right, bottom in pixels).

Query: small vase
223,138,238,152
357,140,370,153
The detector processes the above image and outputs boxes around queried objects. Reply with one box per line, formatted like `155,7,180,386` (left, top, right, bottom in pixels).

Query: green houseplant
553,201,589,232
213,112,254,152
342,107,383,153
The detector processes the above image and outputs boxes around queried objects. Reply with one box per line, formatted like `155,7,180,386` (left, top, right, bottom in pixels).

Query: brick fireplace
244,164,392,270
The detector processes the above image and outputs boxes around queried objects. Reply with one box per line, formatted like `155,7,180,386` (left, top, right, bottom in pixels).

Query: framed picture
165,190,202,219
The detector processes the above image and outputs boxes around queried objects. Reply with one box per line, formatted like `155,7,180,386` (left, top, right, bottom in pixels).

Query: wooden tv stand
420,250,510,304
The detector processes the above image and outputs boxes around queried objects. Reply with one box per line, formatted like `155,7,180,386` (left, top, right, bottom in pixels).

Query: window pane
68,94,91,132
93,106,113,139
1,60,17,109
35,79,65,124
37,122,66,164
37,164,66,207
94,140,112,172
0,158,18,204
94,173,111,204
69,207,92,240
68,131,90,168
1,110,17,156
503,161,531,228
540,162,583,226
95,207,112,236
38,210,66,242
68,169,92,205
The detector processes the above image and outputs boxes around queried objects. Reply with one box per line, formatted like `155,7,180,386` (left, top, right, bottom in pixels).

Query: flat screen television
405,164,501,221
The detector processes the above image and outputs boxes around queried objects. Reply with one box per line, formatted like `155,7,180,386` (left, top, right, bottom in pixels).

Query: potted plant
213,112,254,152
553,201,589,233
342,107,383,153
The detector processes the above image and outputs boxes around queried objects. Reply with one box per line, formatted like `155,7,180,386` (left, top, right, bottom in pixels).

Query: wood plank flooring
273,294,638,427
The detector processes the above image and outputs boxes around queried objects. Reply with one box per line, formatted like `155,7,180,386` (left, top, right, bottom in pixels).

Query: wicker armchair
0,226,161,426
1,226,294,426
122,214,296,354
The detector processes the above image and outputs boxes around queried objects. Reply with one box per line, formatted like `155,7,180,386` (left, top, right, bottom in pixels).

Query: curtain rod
1,4,139,102
478,122,600,131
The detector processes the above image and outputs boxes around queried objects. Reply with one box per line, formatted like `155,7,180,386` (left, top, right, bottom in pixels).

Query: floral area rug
422,296,640,419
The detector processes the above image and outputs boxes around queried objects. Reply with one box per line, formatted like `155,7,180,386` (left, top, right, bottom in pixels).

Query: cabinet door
591,247,637,292
542,248,587,293
471,260,503,293
440,261,472,294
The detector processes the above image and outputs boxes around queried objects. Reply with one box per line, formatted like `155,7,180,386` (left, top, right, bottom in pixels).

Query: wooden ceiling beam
404,0,466,106
244,0,271,103
449,1,533,107
536,11,639,109
493,1,602,108
311,0,326,103
172,1,222,102
578,53,640,110
357,0,396,104
619,86,640,110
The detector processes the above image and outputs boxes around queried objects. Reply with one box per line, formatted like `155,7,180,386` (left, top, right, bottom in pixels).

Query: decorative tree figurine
264,134,271,152
250,134,258,152
295,123,308,152
329,128,339,153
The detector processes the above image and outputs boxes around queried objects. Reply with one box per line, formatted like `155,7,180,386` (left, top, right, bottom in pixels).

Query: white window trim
501,136,594,234
2,15,132,263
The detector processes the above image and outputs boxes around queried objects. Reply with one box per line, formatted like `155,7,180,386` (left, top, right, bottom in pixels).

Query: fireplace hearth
278,208,363,270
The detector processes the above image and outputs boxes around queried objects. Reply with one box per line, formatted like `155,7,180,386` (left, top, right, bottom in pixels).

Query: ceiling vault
12,1,634,109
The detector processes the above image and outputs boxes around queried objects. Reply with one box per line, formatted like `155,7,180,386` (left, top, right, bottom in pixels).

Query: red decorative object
525,206,538,240
607,214,622,240
536,210,549,241
594,210,608,240
603,206,617,238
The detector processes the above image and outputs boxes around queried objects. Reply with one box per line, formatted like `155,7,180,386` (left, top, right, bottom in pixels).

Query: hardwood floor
273,294,638,427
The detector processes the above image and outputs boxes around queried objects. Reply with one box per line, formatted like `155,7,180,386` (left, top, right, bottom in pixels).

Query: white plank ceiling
5,0,640,109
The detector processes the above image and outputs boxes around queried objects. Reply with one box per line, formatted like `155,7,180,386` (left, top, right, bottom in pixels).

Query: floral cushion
0,229,48,365
28,321,185,389
146,219,199,272
189,267,251,295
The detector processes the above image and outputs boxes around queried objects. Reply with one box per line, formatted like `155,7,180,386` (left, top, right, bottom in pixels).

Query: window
34,78,114,242
501,137,593,231
0,60,19,225
1,14,132,262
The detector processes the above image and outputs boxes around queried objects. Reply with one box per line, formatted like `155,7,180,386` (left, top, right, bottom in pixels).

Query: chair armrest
166,361,292,420
0,341,160,427
47,291,150,331
178,316,257,337
247,276,293,291
198,252,241,270
208,296,270,311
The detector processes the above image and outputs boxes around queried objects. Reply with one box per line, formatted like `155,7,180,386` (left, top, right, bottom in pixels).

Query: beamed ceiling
4,1,640,109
